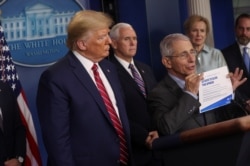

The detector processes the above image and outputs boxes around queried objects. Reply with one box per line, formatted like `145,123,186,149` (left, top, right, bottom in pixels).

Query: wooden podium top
180,115,250,143
152,115,250,150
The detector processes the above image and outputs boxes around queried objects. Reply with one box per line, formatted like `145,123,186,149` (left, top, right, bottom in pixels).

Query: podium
152,115,250,166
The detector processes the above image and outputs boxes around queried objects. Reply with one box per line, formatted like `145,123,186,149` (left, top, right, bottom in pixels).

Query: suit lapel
112,57,144,96
164,74,183,96
135,62,150,94
67,54,112,122
99,60,123,106
99,60,129,134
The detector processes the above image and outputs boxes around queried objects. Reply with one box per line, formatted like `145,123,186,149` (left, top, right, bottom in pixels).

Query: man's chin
238,37,250,45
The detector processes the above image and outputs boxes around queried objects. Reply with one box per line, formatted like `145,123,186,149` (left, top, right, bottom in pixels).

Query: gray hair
109,23,133,40
160,33,190,57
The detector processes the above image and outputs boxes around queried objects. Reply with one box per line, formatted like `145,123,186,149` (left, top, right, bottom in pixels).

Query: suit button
188,106,196,114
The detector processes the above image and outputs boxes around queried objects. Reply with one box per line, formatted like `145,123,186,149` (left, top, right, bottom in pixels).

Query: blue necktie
243,47,250,72
129,64,146,97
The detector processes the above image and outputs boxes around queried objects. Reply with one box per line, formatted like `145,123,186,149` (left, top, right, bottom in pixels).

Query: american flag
0,24,42,165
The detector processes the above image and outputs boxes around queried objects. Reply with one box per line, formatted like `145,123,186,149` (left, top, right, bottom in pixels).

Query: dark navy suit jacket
37,51,133,166
0,81,26,165
109,55,161,166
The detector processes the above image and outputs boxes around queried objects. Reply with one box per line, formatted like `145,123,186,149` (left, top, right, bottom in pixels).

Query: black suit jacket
221,42,250,118
0,81,26,165
222,42,250,99
148,73,223,136
109,55,160,166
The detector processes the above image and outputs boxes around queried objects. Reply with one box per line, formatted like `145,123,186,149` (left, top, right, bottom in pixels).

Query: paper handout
199,66,233,113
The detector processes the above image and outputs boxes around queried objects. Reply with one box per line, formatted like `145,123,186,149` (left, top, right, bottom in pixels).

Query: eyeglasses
166,50,197,60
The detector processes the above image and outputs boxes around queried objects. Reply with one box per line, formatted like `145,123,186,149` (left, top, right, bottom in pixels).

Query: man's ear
162,57,172,69
111,40,117,49
76,40,87,50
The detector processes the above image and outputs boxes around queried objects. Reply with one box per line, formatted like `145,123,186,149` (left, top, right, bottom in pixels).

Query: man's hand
184,73,204,95
145,131,159,150
228,67,247,91
244,99,250,113
4,158,21,166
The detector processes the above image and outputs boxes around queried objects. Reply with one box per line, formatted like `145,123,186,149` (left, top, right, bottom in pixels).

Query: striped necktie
92,64,128,165
243,47,250,73
129,64,146,97
0,112,3,132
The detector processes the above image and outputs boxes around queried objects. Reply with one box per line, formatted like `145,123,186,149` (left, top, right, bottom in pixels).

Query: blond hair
66,10,114,50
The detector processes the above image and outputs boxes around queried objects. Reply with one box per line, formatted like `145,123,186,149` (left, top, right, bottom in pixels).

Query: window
233,0,250,18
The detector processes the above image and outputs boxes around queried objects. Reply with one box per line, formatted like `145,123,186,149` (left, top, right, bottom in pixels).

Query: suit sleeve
147,84,200,136
36,71,75,166
129,121,149,146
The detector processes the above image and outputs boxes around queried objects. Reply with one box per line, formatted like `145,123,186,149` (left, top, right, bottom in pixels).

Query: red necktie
92,64,128,165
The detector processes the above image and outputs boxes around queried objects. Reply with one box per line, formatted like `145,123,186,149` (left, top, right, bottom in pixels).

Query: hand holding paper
184,73,204,95
227,67,247,91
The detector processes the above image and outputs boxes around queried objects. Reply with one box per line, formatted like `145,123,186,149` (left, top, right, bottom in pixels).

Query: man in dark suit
222,13,250,113
147,33,246,136
36,10,133,166
0,81,26,166
109,23,162,166
236,131,250,166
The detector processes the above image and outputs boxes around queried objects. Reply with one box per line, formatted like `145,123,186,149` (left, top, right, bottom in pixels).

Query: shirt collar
114,54,134,69
201,44,209,53
73,50,95,71
168,73,185,90
237,43,250,55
